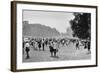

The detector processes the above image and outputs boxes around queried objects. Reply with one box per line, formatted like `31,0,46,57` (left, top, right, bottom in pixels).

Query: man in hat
25,42,30,59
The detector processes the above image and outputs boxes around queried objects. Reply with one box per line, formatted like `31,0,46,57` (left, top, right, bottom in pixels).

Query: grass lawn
23,43,91,62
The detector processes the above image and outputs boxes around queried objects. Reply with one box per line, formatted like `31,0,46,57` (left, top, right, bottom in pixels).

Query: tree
70,13,91,39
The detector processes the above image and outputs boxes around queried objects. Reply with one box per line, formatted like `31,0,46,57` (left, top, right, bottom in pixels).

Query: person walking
53,42,58,57
87,41,91,54
76,40,79,50
42,39,45,51
25,42,30,59
49,42,54,57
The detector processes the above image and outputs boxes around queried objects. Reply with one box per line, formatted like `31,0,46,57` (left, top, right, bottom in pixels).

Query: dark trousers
25,47,30,59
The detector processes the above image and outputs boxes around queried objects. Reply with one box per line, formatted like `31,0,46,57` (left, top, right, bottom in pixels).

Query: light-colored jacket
25,43,30,48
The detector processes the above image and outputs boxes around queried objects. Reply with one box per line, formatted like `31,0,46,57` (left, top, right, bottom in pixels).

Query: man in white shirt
25,42,30,59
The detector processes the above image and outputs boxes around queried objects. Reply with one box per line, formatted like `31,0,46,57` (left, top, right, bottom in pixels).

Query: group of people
75,39,91,52
23,37,91,59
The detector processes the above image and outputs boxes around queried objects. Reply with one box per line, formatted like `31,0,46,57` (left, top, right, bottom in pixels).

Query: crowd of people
23,37,91,59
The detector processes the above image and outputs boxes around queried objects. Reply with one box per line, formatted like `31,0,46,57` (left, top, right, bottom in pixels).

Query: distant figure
87,41,91,54
42,40,45,51
25,42,30,59
49,43,54,57
61,40,65,46
42,42,45,51
45,40,48,46
23,41,25,55
38,41,41,51
53,42,58,57
34,42,38,50
76,40,79,50
84,41,87,49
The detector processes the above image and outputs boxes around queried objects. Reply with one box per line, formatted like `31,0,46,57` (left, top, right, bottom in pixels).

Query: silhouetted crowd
23,37,91,59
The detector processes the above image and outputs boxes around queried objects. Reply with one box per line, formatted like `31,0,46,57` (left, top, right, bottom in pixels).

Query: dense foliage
70,13,91,39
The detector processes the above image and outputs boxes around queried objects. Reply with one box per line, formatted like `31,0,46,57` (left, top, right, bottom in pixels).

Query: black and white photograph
22,10,91,62
11,1,97,71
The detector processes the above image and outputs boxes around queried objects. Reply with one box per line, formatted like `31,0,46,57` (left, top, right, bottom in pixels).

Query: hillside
23,23,60,38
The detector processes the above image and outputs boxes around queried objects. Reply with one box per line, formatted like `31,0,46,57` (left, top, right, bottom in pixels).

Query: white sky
23,10,74,33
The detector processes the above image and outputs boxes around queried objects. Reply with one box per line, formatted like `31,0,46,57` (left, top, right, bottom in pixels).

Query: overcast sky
23,10,74,33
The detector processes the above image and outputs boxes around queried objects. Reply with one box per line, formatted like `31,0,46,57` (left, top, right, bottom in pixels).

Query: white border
17,3,96,69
